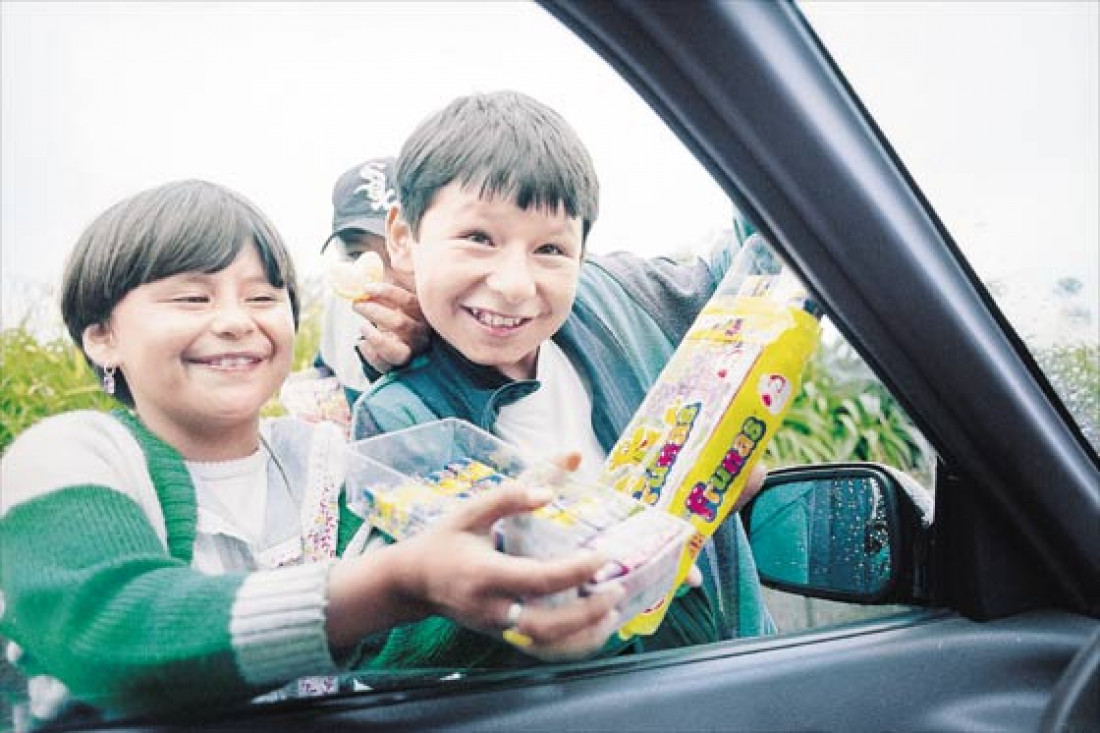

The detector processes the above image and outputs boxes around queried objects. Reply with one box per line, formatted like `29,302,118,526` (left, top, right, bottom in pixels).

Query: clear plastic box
345,418,694,627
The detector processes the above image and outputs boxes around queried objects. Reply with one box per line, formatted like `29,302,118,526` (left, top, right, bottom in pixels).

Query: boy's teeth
473,309,523,328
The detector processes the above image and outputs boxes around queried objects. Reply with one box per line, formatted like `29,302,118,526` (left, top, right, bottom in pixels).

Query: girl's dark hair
59,179,299,405
395,90,599,242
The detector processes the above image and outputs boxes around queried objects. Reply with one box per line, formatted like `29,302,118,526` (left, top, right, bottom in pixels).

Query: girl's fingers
484,549,612,599
512,603,624,662
438,484,553,534
513,582,624,643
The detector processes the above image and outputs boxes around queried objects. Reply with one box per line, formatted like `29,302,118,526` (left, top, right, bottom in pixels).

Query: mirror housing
743,463,932,604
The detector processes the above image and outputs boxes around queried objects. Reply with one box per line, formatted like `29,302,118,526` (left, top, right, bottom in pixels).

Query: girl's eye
171,295,209,304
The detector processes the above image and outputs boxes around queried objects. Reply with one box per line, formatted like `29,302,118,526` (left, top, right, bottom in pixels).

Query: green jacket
0,410,355,716
353,247,777,653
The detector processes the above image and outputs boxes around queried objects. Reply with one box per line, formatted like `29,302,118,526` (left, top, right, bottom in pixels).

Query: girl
0,180,622,721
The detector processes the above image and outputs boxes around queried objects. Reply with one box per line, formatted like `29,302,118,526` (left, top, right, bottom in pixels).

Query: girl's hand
399,485,624,661
325,483,623,661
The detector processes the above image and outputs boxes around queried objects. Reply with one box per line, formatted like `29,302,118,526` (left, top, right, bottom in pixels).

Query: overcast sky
3,1,1097,338
1,1,730,327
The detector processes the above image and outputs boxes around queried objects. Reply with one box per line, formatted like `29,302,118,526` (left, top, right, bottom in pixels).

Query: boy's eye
462,231,492,245
536,243,568,256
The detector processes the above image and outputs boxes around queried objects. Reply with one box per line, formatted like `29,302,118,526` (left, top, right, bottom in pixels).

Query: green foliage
1,326,120,451
293,299,324,373
768,340,932,481
767,336,1100,479
1033,341,1099,452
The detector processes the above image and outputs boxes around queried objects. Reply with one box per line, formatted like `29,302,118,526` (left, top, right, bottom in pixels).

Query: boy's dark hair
60,179,299,406
395,90,599,242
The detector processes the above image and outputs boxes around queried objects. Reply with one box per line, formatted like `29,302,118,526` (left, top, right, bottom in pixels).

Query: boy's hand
735,463,768,514
353,282,430,374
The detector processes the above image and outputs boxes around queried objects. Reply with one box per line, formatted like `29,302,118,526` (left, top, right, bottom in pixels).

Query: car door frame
538,0,1099,619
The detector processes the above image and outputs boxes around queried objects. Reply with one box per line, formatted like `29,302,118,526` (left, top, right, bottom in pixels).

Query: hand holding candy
326,461,624,662
328,251,384,302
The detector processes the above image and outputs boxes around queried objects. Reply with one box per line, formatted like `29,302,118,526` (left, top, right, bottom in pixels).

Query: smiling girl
0,180,621,722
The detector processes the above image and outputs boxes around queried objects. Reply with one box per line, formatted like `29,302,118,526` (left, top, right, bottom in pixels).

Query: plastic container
599,234,823,637
345,418,694,626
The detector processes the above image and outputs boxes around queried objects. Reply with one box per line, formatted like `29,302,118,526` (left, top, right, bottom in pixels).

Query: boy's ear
385,205,416,283
82,321,117,368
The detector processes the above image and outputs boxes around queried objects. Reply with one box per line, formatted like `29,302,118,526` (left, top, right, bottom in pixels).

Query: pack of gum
345,418,693,629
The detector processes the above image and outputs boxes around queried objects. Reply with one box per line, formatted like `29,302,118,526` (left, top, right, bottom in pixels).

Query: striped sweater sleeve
0,412,336,715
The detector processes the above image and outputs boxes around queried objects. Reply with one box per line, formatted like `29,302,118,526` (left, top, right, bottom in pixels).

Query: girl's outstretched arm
325,484,624,661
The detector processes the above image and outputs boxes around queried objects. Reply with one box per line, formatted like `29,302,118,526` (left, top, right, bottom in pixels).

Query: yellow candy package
598,235,822,637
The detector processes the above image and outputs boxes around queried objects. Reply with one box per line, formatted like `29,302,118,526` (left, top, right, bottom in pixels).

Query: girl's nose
210,302,256,337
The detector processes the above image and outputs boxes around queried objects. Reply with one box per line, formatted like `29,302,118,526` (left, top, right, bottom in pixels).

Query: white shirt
190,451,268,545
187,436,308,574
495,340,607,481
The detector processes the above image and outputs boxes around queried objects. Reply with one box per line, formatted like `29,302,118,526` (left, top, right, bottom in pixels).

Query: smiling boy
352,90,774,650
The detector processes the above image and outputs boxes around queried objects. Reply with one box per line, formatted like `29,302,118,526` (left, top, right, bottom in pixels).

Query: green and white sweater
0,409,357,717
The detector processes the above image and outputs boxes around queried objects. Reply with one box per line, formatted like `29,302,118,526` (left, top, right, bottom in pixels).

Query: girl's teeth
209,357,256,368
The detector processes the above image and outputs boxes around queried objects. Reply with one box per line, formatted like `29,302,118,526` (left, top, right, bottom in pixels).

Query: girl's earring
102,365,117,395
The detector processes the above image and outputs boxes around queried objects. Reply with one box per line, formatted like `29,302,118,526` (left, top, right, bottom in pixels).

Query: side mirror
743,463,931,603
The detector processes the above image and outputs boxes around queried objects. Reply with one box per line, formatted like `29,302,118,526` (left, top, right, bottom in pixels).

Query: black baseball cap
322,156,396,252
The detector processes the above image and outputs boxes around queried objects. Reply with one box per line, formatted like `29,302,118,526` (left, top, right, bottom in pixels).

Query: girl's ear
82,321,117,368
385,205,416,285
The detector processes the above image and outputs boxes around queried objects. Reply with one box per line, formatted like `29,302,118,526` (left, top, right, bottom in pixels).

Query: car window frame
539,0,1099,616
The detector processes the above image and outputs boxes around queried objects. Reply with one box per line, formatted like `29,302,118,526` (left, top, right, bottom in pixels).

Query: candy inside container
345,419,694,639
328,251,384,301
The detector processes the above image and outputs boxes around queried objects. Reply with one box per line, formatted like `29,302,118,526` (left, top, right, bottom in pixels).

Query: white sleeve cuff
230,561,338,687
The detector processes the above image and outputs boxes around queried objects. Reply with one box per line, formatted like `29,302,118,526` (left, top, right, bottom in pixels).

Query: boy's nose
486,251,537,302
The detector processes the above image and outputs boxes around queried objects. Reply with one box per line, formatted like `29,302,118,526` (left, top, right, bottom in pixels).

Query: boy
352,90,774,653
280,157,429,428
317,157,429,396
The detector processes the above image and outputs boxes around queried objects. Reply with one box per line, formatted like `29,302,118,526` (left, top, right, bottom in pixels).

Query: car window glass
801,0,1099,454
2,1,938,723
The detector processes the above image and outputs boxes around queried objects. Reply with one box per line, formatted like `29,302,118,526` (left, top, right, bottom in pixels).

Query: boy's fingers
685,564,703,588
550,452,582,473
358,282,422,317
356,300,414,334
355,332,398,374
732,463,768,513
358,322,412,367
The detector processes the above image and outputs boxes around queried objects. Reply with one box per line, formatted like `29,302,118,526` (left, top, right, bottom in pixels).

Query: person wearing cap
316,157,430,405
